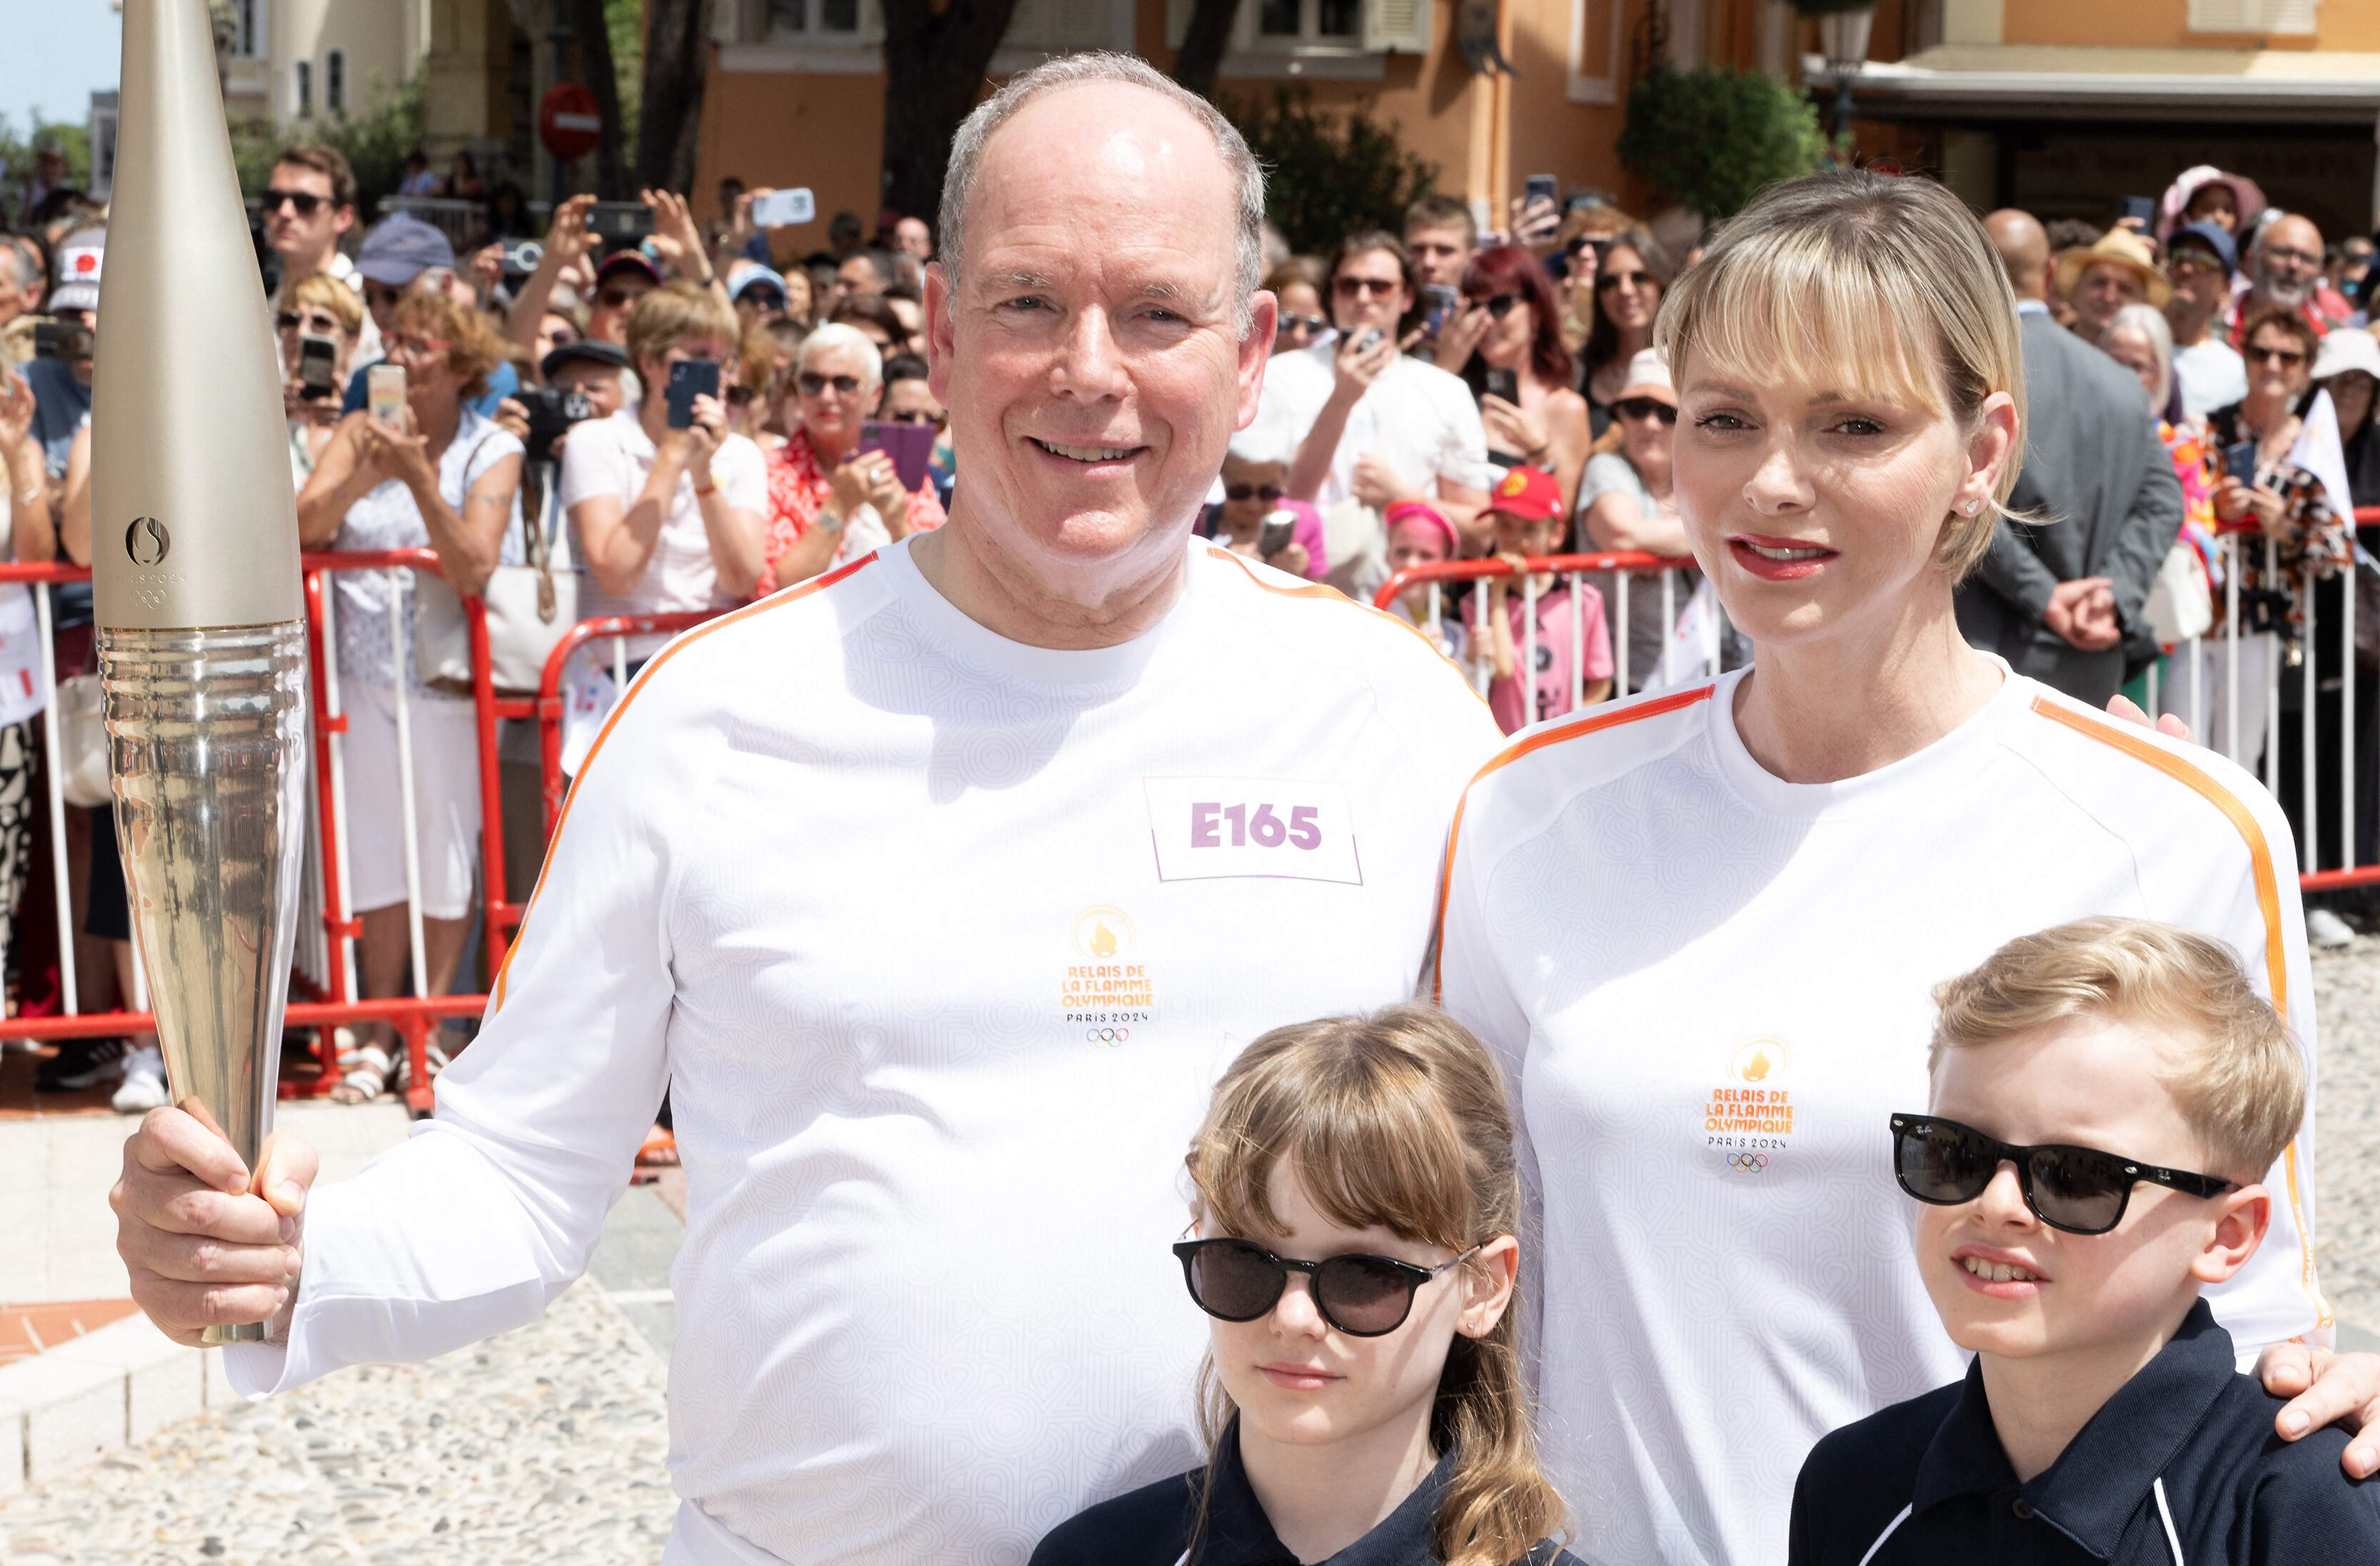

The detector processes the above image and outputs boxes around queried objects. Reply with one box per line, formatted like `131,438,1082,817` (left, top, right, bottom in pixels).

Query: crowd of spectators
7,132,2380,1098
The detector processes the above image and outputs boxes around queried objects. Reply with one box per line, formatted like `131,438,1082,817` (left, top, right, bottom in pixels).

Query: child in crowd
1383,499,1468,663
1208,436,1329,582
1478,466,1611,734
1032,1005,1579,1566
1790,917,2376,1563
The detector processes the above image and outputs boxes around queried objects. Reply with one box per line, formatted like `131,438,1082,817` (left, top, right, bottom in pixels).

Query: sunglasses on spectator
2166,251,2223,277
1465,293,1524,319
2248,343,2308,366
1224,483,1285,503
1614,397,1677,424
1334,275,1402,298
1598,268,1655,293
1172,1237,1478,1337
798,371,863,396
882,408,944,426
263,188,329,216
276,310,344,337
599,286,648,309
1279,313,1327,334
1890,1113,2233,1236
386,335,452,361
725,385,755,407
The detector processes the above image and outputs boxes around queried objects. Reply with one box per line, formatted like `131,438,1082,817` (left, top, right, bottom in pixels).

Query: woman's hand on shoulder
2260,1343,2380,1479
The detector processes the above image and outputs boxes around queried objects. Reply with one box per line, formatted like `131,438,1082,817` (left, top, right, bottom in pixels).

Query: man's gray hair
938,52,1267,334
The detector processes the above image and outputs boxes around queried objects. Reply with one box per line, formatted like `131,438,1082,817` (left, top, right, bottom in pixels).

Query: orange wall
698,68,889,258
2000,0,2380,50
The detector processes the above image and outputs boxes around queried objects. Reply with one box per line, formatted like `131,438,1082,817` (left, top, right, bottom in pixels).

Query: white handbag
415,461,581,698
2144,539,2214,648
56,672,111,808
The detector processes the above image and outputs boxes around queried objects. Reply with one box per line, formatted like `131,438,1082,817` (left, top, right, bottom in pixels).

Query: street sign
539,83,602,162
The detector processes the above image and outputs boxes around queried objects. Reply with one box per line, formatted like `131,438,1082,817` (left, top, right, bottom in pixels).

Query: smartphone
1354,326,1384,354
1258,510,1297,558
2122,195,2157,225
666,359,721,430
298,333,339,400
1525,174,1559,209
1482,366,1519,406
859,419,935,494
1422,283,1459,338
31,320,67,360
751,188,815,229
2223,439,2259,486
588,201,655,241
367,363,407,432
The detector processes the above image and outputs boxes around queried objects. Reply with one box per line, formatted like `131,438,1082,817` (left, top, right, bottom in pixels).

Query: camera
518,386,596,465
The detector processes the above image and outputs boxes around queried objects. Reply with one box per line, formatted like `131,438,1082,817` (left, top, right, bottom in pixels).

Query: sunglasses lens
1314,1255,1420,1336
2025,1146,2129,1234
1186,1241,1283,1322
1897,1119,1994,1205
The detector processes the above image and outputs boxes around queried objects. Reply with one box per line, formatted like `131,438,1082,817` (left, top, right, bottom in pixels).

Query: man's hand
2105,692,2193,742
1431,303,1492,376
2259,1342,2380,1479
1350,452,1416,511
643,189,708,282
492,396,532,448
1509,193,1560,251
2043,576,2118,651
111,1107,315,1348
1329,326,1407,405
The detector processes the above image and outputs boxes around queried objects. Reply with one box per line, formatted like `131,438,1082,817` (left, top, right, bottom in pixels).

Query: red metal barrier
1372,549,1694,613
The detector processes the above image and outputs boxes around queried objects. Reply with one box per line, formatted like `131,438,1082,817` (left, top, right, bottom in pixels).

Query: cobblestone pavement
2314,943,2380,1334
0,1282,673,1565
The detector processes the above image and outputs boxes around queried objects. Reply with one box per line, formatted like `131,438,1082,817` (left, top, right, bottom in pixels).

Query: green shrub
1223,86,1437,257
1616,66,1826,222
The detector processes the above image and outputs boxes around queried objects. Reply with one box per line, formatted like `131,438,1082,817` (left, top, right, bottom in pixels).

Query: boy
1790,917,2377,1564
1478,465,1611,734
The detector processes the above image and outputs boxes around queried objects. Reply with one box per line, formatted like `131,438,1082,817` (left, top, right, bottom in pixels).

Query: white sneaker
111,1045,168,1114
2308,908,2357,949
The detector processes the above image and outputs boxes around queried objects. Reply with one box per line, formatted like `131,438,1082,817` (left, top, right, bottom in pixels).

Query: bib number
1143,777,1362,885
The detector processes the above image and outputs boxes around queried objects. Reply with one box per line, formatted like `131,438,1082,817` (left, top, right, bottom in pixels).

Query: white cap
1616,348,1675,406
2312,326,2380,384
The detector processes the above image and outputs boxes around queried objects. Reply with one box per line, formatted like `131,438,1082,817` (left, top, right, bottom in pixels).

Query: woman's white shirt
1434,661,2322,1566
559,409,765,642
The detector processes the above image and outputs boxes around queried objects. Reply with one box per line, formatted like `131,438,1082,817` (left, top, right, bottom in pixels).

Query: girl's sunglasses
1889,1113,2234,1236
1172,1237,1475,1337
1614,397,1677,424
1224,483,1284,503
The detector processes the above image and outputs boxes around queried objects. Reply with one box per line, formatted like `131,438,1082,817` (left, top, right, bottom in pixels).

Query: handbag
56,672,111,809
416,450,580,698
2143,540,2213,648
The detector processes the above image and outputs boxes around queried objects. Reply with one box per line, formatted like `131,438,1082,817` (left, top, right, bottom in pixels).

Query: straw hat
2054,230,2172,311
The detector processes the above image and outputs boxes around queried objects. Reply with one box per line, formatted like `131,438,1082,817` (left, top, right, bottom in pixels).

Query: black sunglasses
1173,1237,1475,1337
264,187,328,216
798,371,863,396
725,384,756,407
1280,312,1328,335
1597,269,1655,293
1224,483,1285,503
1890,1113,2234,1237
1468,292,1524,319
1614,397,1677,424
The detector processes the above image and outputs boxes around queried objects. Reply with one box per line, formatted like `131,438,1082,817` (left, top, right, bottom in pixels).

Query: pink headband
1384,500,1458,556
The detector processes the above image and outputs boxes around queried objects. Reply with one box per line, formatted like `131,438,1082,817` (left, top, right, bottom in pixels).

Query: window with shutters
2186,0,2318,32
325,49,346,115
292,59,312,119
1000,0,1117,53
232,0,266,58
1165,0,1422,76
768,0,863,38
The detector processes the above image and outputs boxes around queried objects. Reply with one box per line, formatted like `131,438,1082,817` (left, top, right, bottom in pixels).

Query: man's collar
1201,1421,1458,1565
2016,298,2052,316
1913,1301,2237,1555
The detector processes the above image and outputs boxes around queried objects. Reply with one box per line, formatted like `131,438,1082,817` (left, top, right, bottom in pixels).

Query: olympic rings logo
1725,1152,1769,1174
1086,1027,1131,1046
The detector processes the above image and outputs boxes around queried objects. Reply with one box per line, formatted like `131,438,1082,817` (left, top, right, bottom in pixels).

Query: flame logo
1728,1037,1790,1085
1071,905,1136,960
1089,921,1118,958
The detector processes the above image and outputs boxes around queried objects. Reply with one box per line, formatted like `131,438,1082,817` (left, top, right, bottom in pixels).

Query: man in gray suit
1957,209,2185,707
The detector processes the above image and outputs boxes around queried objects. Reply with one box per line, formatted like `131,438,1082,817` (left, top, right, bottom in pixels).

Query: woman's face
2102,326,2163,410
277,303,354,385
1203,1158,1510,1458
2185,182,2240,234
1616,395,1678,473
2328,370,2377,441
1274,281,1325,355
533,312,579,377
1472,287,1536,371
638,333,731,422
783,271,813,325
1596,243,1661,335
384,321,466,404
1672,345,2016,653
795,341,879,449
1219,454,1286,531
2244,326,2312,404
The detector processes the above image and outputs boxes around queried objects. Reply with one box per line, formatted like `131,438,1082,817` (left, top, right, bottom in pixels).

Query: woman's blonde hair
1656,169,2028,578
623,281,740,380
1184,1005,1563,1565
286,270,363,339
387,288,505,399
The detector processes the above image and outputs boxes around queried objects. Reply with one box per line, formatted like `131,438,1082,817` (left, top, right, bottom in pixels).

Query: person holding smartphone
1450,244,1591,518
757,322,944,593
275,271,363,489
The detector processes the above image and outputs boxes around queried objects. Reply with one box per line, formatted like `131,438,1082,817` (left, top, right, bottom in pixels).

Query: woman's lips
1727,534,1838,582
1258,1362,1341,1391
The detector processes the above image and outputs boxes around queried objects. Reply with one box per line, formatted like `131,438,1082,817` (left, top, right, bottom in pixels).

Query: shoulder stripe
2027,695,2329,1328
1202,544,1490,710
1429,684,1716,1000
490,552,881,1009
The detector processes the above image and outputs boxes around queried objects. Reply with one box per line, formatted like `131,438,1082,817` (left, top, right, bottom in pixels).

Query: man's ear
1235,290,1279,433
2192,1182,2272,1287
924,261,954,406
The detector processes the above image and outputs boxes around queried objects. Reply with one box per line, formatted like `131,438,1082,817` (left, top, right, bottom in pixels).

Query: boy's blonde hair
1929,917,2303,1181
1185,1004,1562,1566
1656,169,2027,578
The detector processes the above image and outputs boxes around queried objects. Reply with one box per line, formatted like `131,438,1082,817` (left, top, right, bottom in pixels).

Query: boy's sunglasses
1890,1113,2234,1236
263,187,328,216
1614,397,1677,425
1280,312,1328,335
1173,1237,1475,1337
1224,483,1284,503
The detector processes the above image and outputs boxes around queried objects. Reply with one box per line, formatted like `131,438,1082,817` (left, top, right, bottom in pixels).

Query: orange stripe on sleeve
1201,545,1492,710
491,553,881,1010
1429,684,1716,1001
2027,695,2328,1327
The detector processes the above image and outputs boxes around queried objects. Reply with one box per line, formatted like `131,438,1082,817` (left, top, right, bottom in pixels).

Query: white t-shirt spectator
560,409,767,658
2174,337,2249,422
1253,339,1493,510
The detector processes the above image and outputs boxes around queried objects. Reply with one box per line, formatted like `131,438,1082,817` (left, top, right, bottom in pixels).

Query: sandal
636,1124,679,1167
330,1043,391,1104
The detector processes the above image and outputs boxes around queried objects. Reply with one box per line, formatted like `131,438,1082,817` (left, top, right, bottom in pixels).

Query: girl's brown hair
1184,1004,1564,1565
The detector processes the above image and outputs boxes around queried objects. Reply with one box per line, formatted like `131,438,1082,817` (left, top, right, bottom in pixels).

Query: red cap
1484,465,1562,523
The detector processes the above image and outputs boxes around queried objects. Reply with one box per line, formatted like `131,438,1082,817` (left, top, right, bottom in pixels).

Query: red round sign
539,83,602,162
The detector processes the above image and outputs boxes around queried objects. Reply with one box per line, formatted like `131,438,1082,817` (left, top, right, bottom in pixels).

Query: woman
1576,349,1703,691
277,270,364,487
828,294,902,354
758,322,943,593
1578,226,1674,438
1032,1006,1578,1566
1435,170,2344,1566
1264,256,1329,357
2101,303,2222,711
297,290,523,1103
1451,244,1591,519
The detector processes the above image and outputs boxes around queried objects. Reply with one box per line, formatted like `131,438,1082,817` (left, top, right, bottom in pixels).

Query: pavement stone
2312,942,2380,1333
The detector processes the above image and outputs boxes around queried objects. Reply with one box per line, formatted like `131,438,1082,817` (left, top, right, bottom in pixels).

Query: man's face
837,255,885,299
2164,243,2229,317
882,376,945,427
589,272,655,345
925,81,1275,593
263,161,352,265
1405,223,1472,291
552,360,628,418
2255,217,2324,310
1329,248,1411,336
363,276,410,335
2073,261,2143,337
894,216,932,259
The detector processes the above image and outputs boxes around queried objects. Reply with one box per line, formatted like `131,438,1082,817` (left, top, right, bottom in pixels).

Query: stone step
0,1311,239,1497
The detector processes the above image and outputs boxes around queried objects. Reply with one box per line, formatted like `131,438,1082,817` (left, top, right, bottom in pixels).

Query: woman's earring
1963,500,1982,516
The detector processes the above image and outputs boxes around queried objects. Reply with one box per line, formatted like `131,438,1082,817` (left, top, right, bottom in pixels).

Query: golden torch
91,0,310,1344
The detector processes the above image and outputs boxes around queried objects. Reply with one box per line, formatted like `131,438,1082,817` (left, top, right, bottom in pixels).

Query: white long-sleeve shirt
229,535,1501,1564
1435,662,2324,1566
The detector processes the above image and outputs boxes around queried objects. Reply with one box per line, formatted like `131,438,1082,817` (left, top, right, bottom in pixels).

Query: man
112,50,1502,1565
2054,227,2168,345
0,234,39,329
2331,235,2374,303
826,207,865,260
879,351,943,427
891,213,932,261
261,144,372,359
1403,192,1475,292
16,138,69,228
1961,209,2184,708
2228,212,2335,345
18,226,99,526
834,247,891,300
2165,221,2248,419
337,214,519,418
585,249,660,345
729,266,789,329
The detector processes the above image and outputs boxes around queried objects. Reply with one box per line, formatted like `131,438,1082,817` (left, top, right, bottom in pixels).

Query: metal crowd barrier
1373,550,1700,706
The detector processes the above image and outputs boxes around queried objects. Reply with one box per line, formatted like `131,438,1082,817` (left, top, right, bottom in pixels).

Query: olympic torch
91,0,310,1344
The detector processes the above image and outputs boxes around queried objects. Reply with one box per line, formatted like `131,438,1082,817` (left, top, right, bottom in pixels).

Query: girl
1034,1006,1577,1566
1384,500,1468,664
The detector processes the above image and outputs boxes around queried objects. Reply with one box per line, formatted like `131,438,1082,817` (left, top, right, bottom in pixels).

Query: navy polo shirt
1789,1300,2379,1564
1031,1421,1583,1566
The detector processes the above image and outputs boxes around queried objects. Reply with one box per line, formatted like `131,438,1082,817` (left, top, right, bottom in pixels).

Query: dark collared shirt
1030,1422,1581,1566
1789,1300,2379,1564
